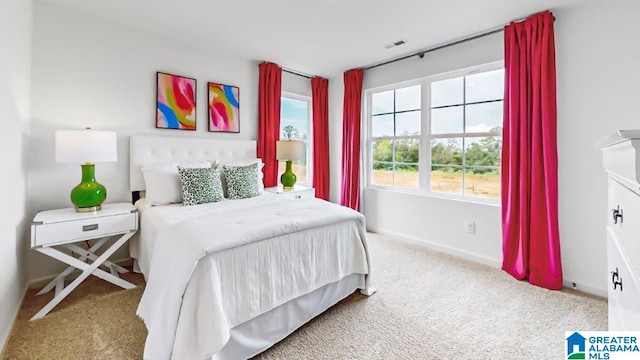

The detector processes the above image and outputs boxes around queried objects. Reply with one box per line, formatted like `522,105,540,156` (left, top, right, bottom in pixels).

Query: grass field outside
372,169,500,199
275,164,500,200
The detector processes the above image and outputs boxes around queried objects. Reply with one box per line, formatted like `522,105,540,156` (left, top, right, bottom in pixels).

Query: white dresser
600,130,640,330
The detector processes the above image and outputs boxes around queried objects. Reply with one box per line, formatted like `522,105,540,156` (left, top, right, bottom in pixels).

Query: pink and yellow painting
208,82,240,133
156,72,196,130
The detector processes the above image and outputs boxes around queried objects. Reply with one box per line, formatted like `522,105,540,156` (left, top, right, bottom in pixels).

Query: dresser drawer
608,177,640,277
32,212,137,247
607,227,640,330
609,302,624,331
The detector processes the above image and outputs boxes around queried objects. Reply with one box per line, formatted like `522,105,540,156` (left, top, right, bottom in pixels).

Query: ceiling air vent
383,39,406,50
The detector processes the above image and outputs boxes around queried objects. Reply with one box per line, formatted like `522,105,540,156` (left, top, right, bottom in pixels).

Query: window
370,85,421,189
367,62,504,201
280,93,312,185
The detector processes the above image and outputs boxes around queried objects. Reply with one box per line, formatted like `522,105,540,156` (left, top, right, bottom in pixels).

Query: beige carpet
2,233,607,359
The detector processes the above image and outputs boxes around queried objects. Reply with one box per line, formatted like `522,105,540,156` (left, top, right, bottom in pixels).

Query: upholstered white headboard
129,134,257,192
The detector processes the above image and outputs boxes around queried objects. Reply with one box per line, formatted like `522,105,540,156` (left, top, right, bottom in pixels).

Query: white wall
357,0,640,297
328,74,344,204
554,0,640,296
0,0,32,350
27,2,268,282
282,71,311,97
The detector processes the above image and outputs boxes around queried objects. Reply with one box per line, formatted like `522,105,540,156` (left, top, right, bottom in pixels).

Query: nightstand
264,185,316,200
30,202,138,320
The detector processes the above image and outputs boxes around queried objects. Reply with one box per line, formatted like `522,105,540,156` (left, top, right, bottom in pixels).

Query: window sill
364,186,500,207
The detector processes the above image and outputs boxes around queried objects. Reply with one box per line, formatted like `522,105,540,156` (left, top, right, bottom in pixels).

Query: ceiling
40,0,591,77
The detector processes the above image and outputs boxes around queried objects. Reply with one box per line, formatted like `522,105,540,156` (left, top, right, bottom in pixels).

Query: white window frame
280,92,313,186
364,61,504,204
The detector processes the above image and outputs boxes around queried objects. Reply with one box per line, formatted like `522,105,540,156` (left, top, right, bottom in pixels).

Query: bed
128,134,375,360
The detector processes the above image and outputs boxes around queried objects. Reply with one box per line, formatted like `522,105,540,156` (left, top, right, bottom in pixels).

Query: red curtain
340,69,364,210
257,62,282,187
312,77,330,200
502,11,562,290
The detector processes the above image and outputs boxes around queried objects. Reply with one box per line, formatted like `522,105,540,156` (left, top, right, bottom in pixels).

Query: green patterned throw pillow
177,166,224,206
223,163,260,199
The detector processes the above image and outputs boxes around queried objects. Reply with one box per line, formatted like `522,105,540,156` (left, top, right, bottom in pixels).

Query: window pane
431,106,463,134
464,167,501,199
372,162,393,186
431,77,463,107
465,69,504,103
395,164,418,189
466,101,503,134
372,90,394,115
394,138,419,163
396,85,421,112
280,97,309,140
431,138,462,166
372,140,393,162
372,114,394,137
464,136,502,167
431,166,462,195
396,111,421,136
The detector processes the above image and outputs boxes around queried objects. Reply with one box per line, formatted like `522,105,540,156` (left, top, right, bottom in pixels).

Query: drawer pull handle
611,267,623,291
612,206,623,224
82,224,99,232
614,279,623,291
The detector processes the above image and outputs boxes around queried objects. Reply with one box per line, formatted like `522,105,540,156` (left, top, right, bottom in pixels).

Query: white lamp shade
55,129,118,163
276,140,304,161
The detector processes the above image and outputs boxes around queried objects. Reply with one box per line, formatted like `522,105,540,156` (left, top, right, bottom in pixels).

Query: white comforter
136,198,371,360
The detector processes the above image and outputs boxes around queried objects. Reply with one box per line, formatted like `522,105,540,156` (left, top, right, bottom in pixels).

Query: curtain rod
363,11,555,71
364,27,503,71
282,67,313,79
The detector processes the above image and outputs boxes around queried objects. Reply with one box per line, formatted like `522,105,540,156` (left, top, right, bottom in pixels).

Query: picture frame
207,82,240,133
156,71,197,130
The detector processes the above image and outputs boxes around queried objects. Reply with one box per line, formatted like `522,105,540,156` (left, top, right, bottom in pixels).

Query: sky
281,97,309,140
371,69,504,137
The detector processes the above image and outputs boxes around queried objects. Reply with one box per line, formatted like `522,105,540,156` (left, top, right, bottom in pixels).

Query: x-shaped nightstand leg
36,237,127,296
31,231,136,321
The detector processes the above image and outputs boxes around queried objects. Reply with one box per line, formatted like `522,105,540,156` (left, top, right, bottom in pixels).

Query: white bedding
133,195,371,360
131,192,289,278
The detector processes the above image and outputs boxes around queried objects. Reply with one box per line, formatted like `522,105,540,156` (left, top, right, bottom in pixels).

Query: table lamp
276,140,304,189
55,129,117,212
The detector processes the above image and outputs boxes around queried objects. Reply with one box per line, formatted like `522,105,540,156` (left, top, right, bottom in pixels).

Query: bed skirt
213,273,365,360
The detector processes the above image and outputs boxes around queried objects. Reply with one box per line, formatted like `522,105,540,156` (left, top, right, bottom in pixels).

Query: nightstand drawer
32,213,137,247
279,189,315,200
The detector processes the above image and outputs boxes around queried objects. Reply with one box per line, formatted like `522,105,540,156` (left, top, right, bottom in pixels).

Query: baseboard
369,228,607,298
27,257,133,290
0,282,29,357
368,228,502,268
563,280,607,299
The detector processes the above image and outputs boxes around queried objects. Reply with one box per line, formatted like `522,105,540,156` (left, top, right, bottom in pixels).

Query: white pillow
141,161,212,205
215,159,265,196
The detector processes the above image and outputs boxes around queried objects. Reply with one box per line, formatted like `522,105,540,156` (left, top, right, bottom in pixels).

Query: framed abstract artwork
208,82,240,133
156,72,197,130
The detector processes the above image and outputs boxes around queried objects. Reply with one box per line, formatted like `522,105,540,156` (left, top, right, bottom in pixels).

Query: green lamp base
71,163,107,213
280,160,297,190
